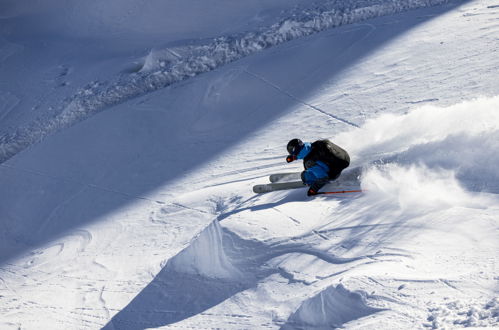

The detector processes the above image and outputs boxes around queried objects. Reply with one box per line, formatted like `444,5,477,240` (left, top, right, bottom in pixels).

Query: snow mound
0,0,449,164
169,220,241,280
283,284,383,329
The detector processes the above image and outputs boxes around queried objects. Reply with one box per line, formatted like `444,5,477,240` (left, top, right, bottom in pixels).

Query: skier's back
286,138,350,195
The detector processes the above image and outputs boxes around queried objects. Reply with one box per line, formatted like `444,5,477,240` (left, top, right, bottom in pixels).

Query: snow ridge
169,221,242,280
282,284,383,329
0,0,449,163
243,69,361,128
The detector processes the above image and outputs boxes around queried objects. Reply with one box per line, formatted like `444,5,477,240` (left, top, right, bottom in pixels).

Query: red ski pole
317,189,364,195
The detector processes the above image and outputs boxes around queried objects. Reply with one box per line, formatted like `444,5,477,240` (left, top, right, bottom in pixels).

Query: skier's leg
301,171,329,195
301,162,333,195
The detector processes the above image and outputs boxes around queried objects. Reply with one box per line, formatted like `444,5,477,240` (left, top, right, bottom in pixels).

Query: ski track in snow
243,69,361,128
0,162,168,206
0,0,450,164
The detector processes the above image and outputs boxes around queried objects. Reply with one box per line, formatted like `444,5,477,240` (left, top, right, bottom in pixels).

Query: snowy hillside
1,0,498,329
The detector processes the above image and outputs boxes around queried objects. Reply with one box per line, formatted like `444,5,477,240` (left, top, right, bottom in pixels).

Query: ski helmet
287,138,304,156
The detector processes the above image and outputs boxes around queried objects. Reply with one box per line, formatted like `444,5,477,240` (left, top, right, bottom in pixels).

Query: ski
256,166,363,194
269,172,301,183
269,166,361,183
253,181,306,194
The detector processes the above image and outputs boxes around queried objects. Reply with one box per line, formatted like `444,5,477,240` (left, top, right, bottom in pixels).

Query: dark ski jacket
298,139,350,182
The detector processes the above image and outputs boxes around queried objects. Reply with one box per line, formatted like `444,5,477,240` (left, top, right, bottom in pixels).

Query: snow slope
1,0,499,329
0,0,454,163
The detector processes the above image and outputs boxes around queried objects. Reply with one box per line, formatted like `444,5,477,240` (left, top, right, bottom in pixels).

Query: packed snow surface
1,0,498,329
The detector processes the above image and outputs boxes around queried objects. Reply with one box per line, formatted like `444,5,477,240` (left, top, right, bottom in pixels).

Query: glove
307,188,318,196
286,155,296,163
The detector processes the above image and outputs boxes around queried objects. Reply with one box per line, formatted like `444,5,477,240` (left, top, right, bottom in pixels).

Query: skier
286,138,350,196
